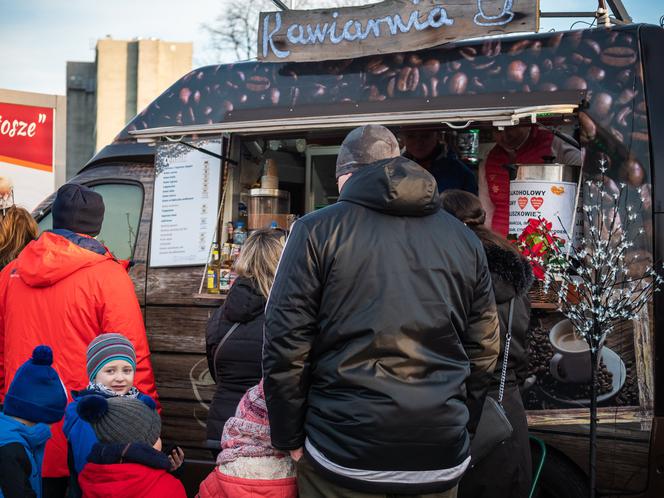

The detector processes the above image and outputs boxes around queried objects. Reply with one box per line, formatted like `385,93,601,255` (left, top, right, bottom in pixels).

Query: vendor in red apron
479,125,582,236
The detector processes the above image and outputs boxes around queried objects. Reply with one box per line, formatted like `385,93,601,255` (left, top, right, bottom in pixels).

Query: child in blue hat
0,345,67,498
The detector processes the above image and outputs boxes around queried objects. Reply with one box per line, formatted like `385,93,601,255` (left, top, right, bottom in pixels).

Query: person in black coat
205,228,285,453
263,125,499,496
442,189,534,498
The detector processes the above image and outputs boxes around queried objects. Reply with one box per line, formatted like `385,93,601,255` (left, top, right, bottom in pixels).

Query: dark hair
440,190,520,257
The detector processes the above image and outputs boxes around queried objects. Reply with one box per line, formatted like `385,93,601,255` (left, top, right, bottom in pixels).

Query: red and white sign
509,180,579,247
0,102,55,210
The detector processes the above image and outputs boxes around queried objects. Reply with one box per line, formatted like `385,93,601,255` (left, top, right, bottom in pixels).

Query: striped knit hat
87,333,137,382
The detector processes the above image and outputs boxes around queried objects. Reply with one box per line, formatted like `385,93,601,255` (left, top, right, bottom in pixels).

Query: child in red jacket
197,380,297,498
76,394,186,498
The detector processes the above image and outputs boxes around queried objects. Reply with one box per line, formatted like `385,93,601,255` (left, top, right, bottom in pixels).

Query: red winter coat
197,469,298,498
0,231,159,477
79,462,186,498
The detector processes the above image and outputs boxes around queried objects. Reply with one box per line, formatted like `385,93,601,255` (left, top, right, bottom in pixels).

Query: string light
544,171,662,354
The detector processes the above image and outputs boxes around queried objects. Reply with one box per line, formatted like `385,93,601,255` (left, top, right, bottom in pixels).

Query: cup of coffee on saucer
549,319,604,383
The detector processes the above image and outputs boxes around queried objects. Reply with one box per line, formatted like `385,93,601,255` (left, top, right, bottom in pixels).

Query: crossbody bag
469,298,515,466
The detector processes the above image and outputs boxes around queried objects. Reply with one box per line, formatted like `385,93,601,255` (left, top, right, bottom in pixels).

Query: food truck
32,6,664,496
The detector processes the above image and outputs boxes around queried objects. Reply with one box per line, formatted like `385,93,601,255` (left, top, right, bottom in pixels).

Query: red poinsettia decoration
516,218,565,280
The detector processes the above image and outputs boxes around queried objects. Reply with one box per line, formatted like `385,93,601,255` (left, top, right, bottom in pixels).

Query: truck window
38,183,143,261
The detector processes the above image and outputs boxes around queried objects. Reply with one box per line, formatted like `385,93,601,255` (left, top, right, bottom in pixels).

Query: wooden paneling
146,306,213,354
160,399,210,449
152,352,215,402
146,266,218,306
527,406,649,427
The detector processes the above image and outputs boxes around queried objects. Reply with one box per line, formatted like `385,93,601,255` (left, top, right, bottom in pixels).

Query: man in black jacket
263,125,500,497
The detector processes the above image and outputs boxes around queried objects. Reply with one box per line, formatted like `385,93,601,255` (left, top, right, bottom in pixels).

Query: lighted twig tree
543,159,662,498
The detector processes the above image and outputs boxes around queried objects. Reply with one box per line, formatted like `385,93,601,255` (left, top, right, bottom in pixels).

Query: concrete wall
95,39,131,152
66,61,95,178
136,40,192,114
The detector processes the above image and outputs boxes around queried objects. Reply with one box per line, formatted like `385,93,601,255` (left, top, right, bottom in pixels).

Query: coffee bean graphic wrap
116,27,650,189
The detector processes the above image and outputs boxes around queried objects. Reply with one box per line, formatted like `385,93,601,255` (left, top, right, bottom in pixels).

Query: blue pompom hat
4,346,67,424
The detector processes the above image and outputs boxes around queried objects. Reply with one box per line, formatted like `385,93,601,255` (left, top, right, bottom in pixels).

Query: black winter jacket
205,277,265,442
263,157,500,494
484,244,533,388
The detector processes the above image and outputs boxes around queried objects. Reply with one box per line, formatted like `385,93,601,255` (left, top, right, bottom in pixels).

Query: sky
0,0,662,96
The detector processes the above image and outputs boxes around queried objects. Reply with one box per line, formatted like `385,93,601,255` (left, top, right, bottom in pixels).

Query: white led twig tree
545,159,663,498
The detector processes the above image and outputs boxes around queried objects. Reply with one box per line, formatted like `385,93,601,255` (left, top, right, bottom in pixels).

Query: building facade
66,38,192,179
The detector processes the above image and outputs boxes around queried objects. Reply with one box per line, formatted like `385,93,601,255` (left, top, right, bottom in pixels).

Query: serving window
143,101,654,423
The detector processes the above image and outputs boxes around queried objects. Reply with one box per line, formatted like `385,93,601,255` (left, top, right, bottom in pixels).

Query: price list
150,142,221,267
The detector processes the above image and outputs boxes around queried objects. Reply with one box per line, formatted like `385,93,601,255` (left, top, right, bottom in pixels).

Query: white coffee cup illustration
549,319,604,383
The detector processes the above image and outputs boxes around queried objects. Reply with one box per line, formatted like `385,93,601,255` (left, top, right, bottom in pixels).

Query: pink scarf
217,380,288,465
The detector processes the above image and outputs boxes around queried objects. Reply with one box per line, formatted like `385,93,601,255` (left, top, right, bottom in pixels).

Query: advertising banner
0,102,55,210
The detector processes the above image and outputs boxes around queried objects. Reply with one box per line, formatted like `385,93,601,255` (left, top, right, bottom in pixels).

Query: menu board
150,140,221,267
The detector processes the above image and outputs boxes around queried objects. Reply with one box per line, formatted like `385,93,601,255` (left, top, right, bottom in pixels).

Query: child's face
94,359,135,395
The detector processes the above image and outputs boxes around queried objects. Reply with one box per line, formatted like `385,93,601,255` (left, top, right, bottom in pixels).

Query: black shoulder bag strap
212,322,241,376
498,298,515,406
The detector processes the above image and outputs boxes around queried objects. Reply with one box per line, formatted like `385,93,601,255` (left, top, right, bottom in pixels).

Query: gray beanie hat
335,125,401,179
77,395,161,446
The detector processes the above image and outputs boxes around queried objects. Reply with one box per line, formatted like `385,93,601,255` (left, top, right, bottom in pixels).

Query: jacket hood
79,443,173,496
338,157,440,217
79,461,171,496
0,412,52,450
223,277,267,323
14,230,116,288
484,244,534,304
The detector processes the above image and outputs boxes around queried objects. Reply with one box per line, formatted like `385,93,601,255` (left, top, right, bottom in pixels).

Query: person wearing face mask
479,125,581,236
401,129,478,194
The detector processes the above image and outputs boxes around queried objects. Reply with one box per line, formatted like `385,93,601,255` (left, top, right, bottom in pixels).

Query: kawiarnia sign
258,0,540,63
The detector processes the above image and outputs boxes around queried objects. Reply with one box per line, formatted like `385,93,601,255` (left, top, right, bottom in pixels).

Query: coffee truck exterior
33,24,664,496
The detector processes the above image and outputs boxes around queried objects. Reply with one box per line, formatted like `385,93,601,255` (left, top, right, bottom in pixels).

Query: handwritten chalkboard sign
258,0,539,63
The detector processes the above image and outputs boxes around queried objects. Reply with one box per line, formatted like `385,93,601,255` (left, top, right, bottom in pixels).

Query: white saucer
539,346,627,407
